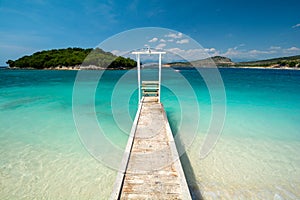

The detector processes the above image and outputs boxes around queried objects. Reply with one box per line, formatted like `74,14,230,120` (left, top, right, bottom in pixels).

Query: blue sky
0,0,300,65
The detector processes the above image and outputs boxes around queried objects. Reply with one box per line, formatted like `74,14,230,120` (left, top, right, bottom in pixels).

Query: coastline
6,65,129,71
4,65,300,71
219,65,300,70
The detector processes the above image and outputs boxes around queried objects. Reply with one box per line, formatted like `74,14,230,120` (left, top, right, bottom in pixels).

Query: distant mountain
168,56,234,67
192,56,234,66
168,55,300,68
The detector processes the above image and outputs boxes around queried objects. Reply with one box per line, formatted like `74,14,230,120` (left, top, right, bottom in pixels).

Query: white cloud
165,32,183,39
221,48,275,60
167,39,174,42
232,44,245,50
176,39,189,44
285,46,300,51
111,49,129,56
269,46,281,50
156,43,166,49
292,23,300,28
167,47,185,55
222,48,242,57
111,49,120,55
204,48,216,52
160,39,166,43
220,45,300,60
167,48,212,61
148,37,158,42
248,49,270,54
282,46,300,54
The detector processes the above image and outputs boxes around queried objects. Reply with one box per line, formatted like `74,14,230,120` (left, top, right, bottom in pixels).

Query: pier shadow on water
167,112,204,200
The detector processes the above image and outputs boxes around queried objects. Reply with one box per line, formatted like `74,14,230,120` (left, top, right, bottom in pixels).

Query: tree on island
289,61,296,67
108,56,137,69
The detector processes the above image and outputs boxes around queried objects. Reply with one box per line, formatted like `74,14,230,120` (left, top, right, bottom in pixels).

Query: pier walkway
111,96,191,199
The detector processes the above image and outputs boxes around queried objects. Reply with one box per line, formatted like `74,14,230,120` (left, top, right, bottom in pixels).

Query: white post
158,53,162,103
137,54,141,103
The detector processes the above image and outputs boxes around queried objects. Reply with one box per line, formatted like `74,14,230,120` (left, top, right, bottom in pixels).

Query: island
6,47,136,70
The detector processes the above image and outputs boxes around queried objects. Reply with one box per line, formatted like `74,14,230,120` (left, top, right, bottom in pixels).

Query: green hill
192,56,234,66
236,55,300,67
6,47,136,70
168,56,234,67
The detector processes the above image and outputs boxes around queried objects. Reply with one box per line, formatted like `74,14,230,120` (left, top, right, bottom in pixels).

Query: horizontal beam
142,81,159,84
132,51,166,55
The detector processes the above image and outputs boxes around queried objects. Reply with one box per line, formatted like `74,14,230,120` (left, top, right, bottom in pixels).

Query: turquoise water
0,68,300,199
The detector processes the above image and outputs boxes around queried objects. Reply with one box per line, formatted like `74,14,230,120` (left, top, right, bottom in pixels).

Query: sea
0,68,299,199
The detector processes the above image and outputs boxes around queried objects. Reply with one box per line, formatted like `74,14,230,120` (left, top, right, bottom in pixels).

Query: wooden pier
110,96,191,199
110,48,191,199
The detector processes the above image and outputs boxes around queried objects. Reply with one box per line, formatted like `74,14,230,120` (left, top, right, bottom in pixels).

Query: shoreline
6,66,130,71
4,65,300,71
218,66,300,70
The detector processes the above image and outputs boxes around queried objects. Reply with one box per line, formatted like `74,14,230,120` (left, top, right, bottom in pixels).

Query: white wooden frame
132,49,166,103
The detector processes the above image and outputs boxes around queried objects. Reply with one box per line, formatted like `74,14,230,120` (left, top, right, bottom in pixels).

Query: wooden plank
142,81,159,84
142,83,159,85
142,83,159,86
141,87,159,90
142,92,158,95
142,86,159,89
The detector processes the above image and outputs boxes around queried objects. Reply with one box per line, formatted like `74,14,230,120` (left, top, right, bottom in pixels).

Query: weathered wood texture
118,97,191,199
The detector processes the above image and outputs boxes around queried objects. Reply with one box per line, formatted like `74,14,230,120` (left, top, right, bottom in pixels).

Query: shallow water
0,68,299,199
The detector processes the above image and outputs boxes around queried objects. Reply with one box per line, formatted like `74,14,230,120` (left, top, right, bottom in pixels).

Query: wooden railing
141,81,159,97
